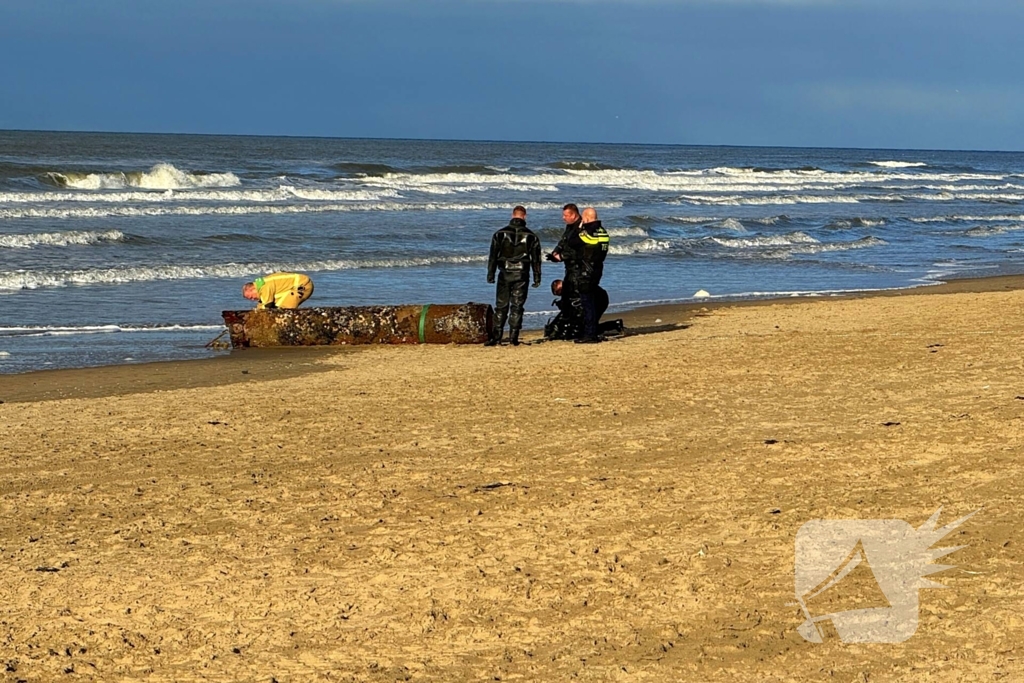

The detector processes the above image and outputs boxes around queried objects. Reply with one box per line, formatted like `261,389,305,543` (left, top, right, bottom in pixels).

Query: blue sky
1,0,1022,150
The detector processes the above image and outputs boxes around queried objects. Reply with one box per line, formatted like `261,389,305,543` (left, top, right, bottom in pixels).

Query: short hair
512,205,527,216
562,203,580,215
551,279,563,295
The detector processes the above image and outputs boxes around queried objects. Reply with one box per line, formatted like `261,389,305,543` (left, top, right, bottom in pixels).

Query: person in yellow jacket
242,272,314,309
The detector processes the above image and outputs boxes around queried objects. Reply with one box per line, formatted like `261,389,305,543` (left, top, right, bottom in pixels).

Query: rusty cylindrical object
222,303,494,348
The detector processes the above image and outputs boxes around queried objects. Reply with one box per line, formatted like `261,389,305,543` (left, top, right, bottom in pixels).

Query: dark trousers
580,288,599,339
495,273,529,332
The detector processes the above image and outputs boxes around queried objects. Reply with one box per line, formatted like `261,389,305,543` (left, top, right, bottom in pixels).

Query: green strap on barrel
418,304,430,344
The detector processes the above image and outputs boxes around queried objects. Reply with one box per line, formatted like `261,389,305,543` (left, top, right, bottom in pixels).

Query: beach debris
764,439,779,445
769,508,782,514
654,318,662,323
693,289,711,298
881,421,901,427
222,303,492,348
204,329,231,350
476,482,516,492
1016,396,1024,400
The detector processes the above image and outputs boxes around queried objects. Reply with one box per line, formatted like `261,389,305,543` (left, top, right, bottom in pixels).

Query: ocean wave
605,226,649,237
0,229,125,249
546,161,617,171
0,323,224,338
608,238,673,255
763,236,888,259
43,163,241,191
825,217,887,229
910,214,1024,223
677,194,863,206
750,215,790,225
0,200,624,221
965,224,1024,237
359,167,1002,196
666,216,718,224
0,185,398,204
869,161,928,168
331,162,399,176
712,231,819,249
709,218,747,232
0,255,490,290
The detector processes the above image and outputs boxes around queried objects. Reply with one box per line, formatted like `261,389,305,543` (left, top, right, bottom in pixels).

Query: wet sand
2,277,1023,681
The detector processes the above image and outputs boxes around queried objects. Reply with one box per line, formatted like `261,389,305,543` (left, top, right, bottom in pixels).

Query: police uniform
565,220,610,342
486,217,542,345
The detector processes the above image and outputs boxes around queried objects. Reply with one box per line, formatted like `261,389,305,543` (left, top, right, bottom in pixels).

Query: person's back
486,206,542,346
243,272,314,309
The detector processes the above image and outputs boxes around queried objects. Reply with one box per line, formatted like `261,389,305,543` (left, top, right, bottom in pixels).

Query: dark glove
532,280,541,288
545,253,557,262
487,276,495,284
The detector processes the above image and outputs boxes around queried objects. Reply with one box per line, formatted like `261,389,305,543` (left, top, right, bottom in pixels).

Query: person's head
582,207,598,224
242,282,259,301
562,203,580,225
512,205,527,219
551,279,563,296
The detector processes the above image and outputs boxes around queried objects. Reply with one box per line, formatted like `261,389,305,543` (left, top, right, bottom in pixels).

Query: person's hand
487,276,495,284
532,280,541,288
551,252,563,262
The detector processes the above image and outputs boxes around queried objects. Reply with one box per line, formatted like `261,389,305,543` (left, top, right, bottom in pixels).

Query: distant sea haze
2,131,1024,373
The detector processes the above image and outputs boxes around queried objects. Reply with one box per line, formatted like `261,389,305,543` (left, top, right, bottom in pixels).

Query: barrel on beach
222,303,494,348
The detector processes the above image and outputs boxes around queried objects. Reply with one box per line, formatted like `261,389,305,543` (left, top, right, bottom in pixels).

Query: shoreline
4,272,1024,403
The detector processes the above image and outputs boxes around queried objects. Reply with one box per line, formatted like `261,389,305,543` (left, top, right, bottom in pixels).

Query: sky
1,0,1023,151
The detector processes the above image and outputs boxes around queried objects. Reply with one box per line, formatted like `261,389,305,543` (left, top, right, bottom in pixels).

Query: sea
2,130,1024,374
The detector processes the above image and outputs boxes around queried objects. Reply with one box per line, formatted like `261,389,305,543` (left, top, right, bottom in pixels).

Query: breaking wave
0,323,224,338
965,225,1024,237
0,256,490,290
869,161,928,168
763,236,888,259
0,229,126,249
609,239,673,255
712,231,819,248
43,163,241,191
825,217,887,229
0,200,623,221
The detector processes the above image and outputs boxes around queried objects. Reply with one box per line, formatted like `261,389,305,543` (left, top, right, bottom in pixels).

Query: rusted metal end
221,303,493,348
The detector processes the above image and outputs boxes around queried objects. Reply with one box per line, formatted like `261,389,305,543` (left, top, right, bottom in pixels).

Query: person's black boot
485,326,504,347
510,329,520,346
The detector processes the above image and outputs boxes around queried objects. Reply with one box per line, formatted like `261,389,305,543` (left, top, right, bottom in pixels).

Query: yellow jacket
254,272,313,309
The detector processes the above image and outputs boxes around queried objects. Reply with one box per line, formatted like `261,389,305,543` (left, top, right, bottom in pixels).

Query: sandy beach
2,279,1023,682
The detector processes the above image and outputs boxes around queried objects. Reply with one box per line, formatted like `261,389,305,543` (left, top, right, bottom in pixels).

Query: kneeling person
242,272,314,309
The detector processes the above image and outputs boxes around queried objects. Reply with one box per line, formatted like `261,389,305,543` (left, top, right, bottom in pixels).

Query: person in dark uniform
548,203,583,298
564,207,610,343
486,206,542,346
544,279,622,341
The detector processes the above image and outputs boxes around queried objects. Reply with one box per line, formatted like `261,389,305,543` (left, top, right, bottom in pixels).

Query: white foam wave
677,194,863,206
0,256,489,291
910,214,1024,223
605,226,648,237
869,161,928,168
710,218,747,232
609,239,673,255
764,236,888,259
965,224,1024,237
0,229,125,249
0,186,398,204
50,164,241,191
0,200,624,221
712,231,819,249
0,324,224,337
359,167,999,196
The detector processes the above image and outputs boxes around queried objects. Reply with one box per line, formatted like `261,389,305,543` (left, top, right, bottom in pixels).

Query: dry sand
2,280,1023,681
